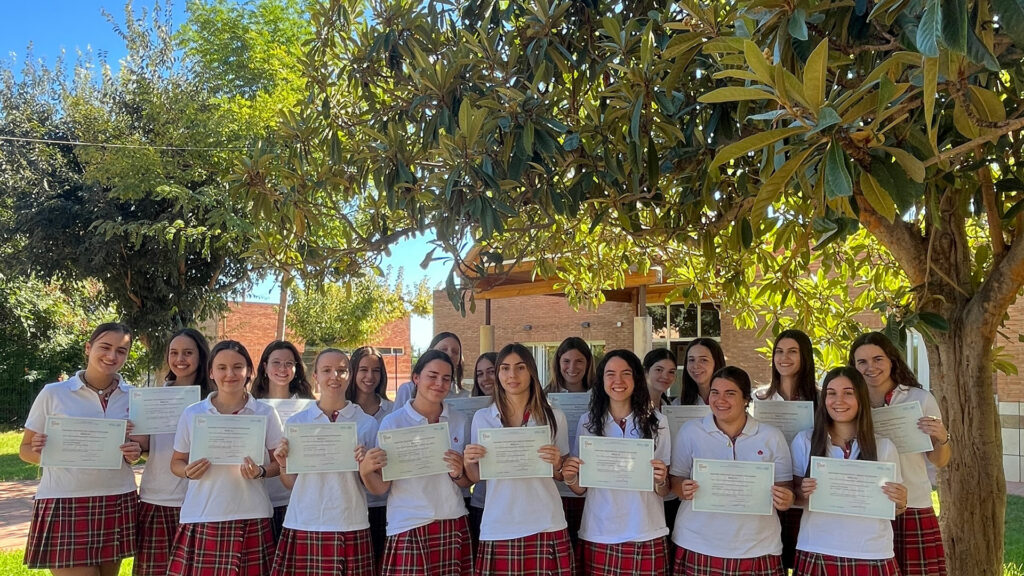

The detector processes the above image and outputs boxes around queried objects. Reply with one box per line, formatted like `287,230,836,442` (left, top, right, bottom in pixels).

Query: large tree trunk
276,269,291,340
928,320,1005,576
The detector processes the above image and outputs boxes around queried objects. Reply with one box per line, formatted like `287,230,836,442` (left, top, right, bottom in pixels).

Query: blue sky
3,1,447,350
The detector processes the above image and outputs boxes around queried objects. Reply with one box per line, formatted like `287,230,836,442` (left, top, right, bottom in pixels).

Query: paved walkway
0,476,1022,550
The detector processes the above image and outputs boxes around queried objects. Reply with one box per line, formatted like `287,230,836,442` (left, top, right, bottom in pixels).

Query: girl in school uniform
561,349,672,576
468,352,498,546
251,340,315,541
167,340,284,576
135,328,214,576
644,348,681,556
674,338,725,406
270,348,378,576
791,366,908,576
753,329,819,571
394,332,469,405
347,345,396,570
669,366,795,576
463,343,573,576
544,337,594,556
359,349,474,576
20,322,142,575
850,332,950,576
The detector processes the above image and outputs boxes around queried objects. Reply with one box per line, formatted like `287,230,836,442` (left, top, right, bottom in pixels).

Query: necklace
81,373,118,396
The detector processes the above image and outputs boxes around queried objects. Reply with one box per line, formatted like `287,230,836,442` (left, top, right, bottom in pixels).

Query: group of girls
19,323,951,576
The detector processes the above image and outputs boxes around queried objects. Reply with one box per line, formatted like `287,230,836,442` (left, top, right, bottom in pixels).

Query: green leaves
992,0,1024,45
917,0,942,57
859,171,896,223
824,139,853,199
941,0,969,53
803,38,829,112
709,127,807,169
698,87,778,103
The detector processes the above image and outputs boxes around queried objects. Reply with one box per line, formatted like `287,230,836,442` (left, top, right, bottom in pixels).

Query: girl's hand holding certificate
771,484,795,511
800,476,908,516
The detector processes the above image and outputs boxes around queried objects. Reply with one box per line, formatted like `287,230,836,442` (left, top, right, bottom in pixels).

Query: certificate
129,386,200,435
378,422,452,481
809,456,897,520
285,422,358,474
446,396,494,439
41,417,126,469
752,401,814,443
260,399,314,422
662,405,711,440
548,392,591,451
478,425,552,480
691,458,775,515
871,402,933,454
190,414,267,465
578,436,654,491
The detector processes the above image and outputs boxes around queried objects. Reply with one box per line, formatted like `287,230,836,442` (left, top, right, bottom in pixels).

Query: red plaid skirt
582,537,667,576
167,518,275,576
134,502,180,576
673,548,784,576
793,550,900,576
893,506,946,576
476,529,574,576
779,507,803,569
24,491,138,569
382,516,473,576
271,527,374,576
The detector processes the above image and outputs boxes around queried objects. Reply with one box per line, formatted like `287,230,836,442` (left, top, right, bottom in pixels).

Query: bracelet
184,470,191,480
256,465,266,479
563,476,579,486
938,432,951,446
655,479,667,489
450,471,464,481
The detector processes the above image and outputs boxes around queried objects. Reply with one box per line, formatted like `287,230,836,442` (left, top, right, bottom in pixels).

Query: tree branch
853,191,929,285
967,234,1024,338
981,168,1006,263
923,117,1024,168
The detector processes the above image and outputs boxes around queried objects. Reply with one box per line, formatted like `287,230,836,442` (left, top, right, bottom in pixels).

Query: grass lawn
0,431,39,482
0,550,133,574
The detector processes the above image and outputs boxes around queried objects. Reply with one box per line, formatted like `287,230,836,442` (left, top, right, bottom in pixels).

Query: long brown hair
251,340,315,399
495,343,558,439
346,346,389,402
165,328,214,398
680,338,725,405
807,366,879,475
546,337,594,393
763,329,818,407
848,332,922,389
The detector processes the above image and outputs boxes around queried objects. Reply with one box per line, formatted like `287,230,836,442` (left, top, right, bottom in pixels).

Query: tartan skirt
134,501,181,576
271,527,374,576
673,548,784,576
793,550,901,576
24,491,138,569
167,518,275,576
382,516,473,576
581,537,668,576
893,506,946,576
476,528,574,576
779,507,804,569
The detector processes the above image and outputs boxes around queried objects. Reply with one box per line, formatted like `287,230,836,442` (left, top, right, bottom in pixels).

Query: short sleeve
24,386,51,433
265,409,284,452
768,428,793,482
921,391,941,420
790,430,811,478
669,421,696,478
173,409,193,453
654,413,672,465
554,409,570,455
571,413,591,457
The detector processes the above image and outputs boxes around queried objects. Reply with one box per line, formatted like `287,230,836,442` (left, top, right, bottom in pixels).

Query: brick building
204,301,413,397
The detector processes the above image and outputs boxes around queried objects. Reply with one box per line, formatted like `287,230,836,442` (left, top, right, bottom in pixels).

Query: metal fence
0,374,49,431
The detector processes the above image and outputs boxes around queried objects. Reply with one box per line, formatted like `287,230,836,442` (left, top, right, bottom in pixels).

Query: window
522,342,605,385
647,302,722,360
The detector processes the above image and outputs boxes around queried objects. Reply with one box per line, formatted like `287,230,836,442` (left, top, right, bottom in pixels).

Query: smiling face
559,349,588,388
686,344,716,387
211,349,250,395
354,354,383,396
167,334,199,382
413,359,453,404
603,356,635,405
709,377,747,425
475,357,496,396
315,351,350,399
773,338,802,380
824,376,860,424
266,348,298,390
853,344,894,391
85,331,132,377
498,352,533,399
646,358,677,396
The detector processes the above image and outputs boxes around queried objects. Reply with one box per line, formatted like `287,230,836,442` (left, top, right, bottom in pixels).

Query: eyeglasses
269,361,297,370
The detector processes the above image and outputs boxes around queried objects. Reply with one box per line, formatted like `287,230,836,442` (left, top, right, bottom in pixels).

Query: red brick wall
997,297,1024,402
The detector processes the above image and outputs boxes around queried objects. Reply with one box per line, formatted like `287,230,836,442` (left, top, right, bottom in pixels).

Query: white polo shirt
379,401,468,535
791,429,902,559
139,382,189,507
282,401,378,532
365,396,395,509
471,404,569,540
25,374,138,499
672,395,707,406
669,414,792,558
885,385,941,508
174,394,284,524
753,386,784,401
576,411,671,544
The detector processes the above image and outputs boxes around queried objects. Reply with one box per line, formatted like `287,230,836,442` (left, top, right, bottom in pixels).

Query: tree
241,0,1024,571
288,268,432,349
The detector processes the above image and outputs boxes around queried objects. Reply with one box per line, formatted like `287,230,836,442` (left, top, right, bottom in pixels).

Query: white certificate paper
285,422,358,474
809,456,897,520
548,392,591,451
446,396,494,440
129,386,200,435
579,436,654,491
872,402,933,454
691,458,775,515
260,399,314,422
662,405,711,441
751,401,814,443
478,425,552,480
41,416,126,469
378,422,452,481
190,414,267,465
